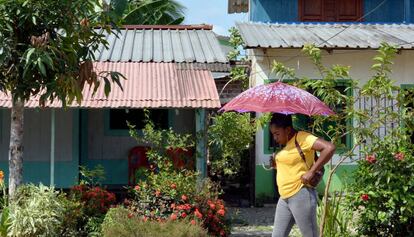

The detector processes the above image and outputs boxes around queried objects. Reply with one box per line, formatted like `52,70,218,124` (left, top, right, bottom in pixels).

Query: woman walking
270,113,336,237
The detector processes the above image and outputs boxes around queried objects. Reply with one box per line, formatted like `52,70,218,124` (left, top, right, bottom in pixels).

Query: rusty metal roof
237,22,414,49
0,62,221,109
95,25,228,63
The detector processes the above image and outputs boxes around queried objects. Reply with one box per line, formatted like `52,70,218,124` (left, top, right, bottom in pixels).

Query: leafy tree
0,0,124,198
110,0,186,25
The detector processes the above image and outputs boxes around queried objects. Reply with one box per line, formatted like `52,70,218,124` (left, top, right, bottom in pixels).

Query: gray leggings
272,187,319,237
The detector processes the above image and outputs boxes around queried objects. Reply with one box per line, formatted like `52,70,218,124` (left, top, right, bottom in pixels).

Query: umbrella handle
261,162,275,171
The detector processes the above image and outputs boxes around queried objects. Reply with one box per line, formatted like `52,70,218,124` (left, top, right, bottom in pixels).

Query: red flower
194,209,203,219
190,219,196,225
361,194,369,201
209,203,216,210
134,185,140,191
181,212,187,218
181,195,188,201
220,230,226,236
217,209,225,216
128,213,134,219
365,154,376,164
170,183,177,189
170,203,176,209
394,152,405,161
170,213,177,220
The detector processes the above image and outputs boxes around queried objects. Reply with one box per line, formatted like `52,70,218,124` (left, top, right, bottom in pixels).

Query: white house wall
249,48,414,166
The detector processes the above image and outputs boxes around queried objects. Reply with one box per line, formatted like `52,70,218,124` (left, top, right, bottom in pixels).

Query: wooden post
195,109,207,179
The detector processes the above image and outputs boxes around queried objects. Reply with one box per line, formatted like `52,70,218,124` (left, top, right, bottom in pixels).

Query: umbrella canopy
220,81,334,116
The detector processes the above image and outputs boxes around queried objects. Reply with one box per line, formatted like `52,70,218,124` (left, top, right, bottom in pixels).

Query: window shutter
337,0,363,21
299,0,363,22
299,0,323,21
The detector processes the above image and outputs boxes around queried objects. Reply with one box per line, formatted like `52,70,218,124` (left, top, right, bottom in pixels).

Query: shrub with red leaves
71,185,116,216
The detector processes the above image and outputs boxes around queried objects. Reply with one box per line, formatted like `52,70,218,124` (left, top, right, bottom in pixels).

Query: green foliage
349,137,414,236
128,121,231,236
227,27,249,90
317,192,354,237
101,207,209,237
79,165,106,187
8,184,65,237
208,112,256,176
110,0,186,25
0,0,124,105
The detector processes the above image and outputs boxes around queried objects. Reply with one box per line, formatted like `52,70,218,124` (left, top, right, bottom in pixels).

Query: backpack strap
294,133,311,169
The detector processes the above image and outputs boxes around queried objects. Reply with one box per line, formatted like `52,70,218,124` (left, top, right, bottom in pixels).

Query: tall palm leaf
110,0,186,25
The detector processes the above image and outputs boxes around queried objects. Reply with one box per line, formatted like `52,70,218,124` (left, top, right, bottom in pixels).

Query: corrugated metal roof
0,62,221,109
228,0,249,14
236,22,414,49
95,25,228,63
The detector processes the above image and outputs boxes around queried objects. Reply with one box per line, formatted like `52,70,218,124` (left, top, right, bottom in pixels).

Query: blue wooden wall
250,0,412,23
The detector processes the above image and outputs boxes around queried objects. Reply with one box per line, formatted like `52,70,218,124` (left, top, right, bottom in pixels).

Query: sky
177,0,247,36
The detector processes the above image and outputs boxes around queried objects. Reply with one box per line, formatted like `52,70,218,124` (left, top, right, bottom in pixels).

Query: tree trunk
8,97,24,199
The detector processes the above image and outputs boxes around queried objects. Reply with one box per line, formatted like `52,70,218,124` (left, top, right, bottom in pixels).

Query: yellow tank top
274,131,318,199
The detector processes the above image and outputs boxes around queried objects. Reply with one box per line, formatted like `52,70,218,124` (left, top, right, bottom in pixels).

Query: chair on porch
128,146,149,186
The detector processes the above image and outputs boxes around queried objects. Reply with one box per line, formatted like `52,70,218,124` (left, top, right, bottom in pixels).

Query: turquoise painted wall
250,0,410,23
0,109,79,188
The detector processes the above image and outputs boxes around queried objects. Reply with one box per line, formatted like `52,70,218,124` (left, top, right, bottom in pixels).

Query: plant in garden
127,121,231,236
7,184,65,237
101,207,209,237
0,0,124,198
271,42,413,236
69,165,116,236
349,137,414,236
208,112,256,176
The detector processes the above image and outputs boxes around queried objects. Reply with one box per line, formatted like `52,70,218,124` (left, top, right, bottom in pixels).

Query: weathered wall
0,109,79,187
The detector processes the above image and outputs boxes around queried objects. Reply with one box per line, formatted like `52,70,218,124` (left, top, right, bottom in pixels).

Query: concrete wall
248,48,414,198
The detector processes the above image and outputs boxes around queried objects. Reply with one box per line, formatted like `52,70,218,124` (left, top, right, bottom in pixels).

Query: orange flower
217,209,225,216
155,190,161,197
170,213,177,220
170,183,177,189
194,209,203,219
181,194,188,201
394,152,405,161
190,219,196,225
365,154,376,164
0,171,4,181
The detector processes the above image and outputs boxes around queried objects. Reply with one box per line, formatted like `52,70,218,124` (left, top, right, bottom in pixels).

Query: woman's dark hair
270,113,293,128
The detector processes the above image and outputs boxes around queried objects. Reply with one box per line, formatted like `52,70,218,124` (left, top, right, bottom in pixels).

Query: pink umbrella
220,81,334,116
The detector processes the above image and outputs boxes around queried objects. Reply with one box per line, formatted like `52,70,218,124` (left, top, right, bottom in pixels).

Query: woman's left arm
301,138,336,185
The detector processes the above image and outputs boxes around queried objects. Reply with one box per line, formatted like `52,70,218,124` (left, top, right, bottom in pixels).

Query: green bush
101,207,208,237
8,184,66,237
349,136,414,236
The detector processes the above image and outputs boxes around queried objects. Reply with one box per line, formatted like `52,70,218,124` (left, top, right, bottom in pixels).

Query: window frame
262,79,353,155
104,109,173,136
401,84,414,143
